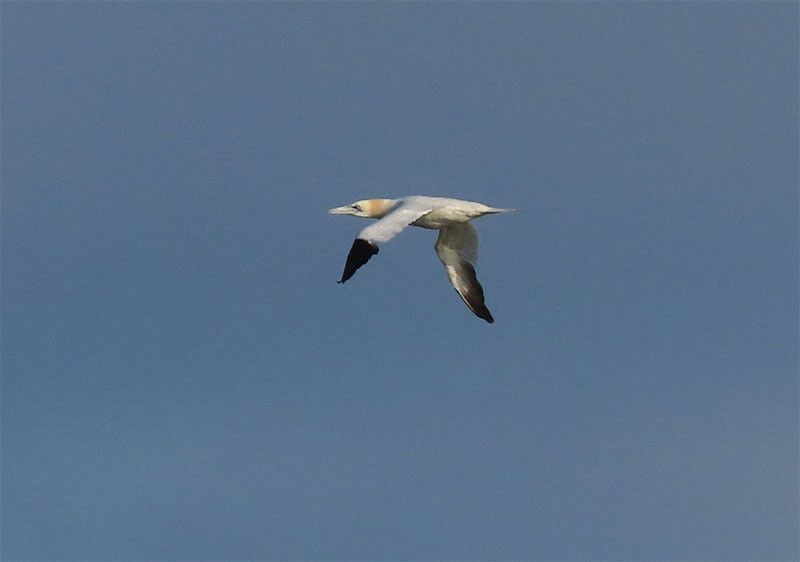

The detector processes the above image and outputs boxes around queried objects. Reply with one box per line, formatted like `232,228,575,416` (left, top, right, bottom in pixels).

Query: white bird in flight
329,195,513,323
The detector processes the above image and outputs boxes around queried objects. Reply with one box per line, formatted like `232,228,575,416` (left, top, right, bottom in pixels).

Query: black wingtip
338,238,379,284
459,293,494,323
458,263,495,323
469,297,494,323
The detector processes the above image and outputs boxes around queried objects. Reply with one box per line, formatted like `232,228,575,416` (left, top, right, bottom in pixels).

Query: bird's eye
352,204,362,212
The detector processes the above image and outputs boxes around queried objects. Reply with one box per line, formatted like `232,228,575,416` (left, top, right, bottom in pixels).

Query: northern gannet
329,195,513,323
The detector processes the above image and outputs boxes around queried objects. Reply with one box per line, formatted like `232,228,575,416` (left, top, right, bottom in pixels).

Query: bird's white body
329,195,513,323
407,197,502,229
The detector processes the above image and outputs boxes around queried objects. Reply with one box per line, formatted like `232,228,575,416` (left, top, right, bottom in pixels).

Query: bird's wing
434,222,494,323
358,198,433,243
338,199,433,284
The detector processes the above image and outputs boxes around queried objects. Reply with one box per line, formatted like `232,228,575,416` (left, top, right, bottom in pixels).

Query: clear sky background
2,3,797,561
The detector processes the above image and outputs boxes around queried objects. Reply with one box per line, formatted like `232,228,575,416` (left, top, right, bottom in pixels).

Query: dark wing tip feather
338,238,379,283
465,293,494,323
459,263,494,323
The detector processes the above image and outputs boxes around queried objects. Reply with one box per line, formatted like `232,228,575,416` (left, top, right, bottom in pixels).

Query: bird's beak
328,205,352,215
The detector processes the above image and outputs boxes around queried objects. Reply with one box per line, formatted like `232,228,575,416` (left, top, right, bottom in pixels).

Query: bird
329,195,513,323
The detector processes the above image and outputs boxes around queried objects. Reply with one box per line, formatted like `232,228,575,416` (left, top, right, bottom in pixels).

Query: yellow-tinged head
328,198,395,219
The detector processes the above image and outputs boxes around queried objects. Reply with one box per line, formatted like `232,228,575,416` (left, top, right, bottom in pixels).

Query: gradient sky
2,3,798,561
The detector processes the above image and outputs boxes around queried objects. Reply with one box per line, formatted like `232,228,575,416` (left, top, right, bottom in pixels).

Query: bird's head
328,199,395,219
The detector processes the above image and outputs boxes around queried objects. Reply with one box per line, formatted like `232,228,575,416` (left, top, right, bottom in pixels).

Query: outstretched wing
434,222,494,323
338,200,433,284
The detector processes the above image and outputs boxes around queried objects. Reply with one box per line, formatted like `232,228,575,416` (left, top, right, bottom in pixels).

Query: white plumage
329,195,512,323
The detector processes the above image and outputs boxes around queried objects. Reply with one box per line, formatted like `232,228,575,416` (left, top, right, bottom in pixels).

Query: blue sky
2,3,797,560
